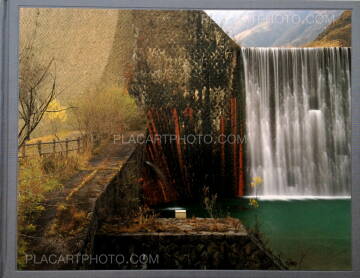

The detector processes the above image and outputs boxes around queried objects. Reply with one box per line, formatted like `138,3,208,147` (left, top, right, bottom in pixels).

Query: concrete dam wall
106,10,247,203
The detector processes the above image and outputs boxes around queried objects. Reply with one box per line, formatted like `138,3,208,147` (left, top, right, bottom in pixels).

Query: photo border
1,0,360,277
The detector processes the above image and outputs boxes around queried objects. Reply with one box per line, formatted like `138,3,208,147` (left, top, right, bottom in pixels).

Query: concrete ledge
90,218,287,270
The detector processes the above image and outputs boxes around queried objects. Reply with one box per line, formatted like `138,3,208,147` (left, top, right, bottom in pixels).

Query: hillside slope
206,10,343,47
19,8,120,105
305,11,351,47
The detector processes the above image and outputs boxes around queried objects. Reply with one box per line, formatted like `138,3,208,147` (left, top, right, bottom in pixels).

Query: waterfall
242,47,351,197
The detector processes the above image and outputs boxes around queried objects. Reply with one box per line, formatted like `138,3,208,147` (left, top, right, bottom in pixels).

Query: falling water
242,47,351,197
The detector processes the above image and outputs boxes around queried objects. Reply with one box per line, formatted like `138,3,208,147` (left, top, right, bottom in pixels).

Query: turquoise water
159,198,351,270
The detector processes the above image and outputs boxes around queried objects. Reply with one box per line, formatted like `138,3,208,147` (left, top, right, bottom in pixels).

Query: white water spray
242,47,351,196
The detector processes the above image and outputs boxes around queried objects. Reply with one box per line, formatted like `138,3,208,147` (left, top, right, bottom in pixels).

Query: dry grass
47,205,89,237
17,145,93,268
100,216,245,234
27,130,82,144
66,169,98,201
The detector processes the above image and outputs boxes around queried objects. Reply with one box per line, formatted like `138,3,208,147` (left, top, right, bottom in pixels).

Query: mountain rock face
206,10,343,47
305,11,351,47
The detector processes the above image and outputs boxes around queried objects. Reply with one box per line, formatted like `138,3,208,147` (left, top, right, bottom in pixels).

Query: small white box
175,209,186,219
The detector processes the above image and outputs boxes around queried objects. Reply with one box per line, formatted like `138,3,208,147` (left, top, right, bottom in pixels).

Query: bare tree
18,54,57,147
18,9,58,148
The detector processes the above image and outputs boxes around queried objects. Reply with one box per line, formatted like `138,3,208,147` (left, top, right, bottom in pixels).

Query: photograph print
17,8,351,271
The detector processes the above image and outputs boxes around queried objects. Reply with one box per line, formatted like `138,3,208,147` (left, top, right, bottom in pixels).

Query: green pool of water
160,198,351,270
